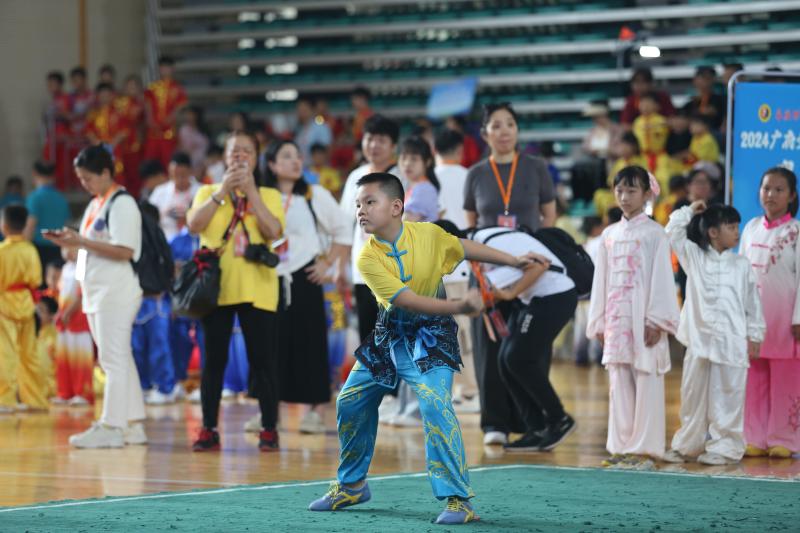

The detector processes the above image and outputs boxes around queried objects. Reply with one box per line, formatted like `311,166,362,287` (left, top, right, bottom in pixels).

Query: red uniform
42,91,72,189
67,89,94,190
86,103,127,180
115,95,145,197
144,78,187,169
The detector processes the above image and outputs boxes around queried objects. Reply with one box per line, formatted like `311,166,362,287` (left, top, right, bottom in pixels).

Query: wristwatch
211,191,226,206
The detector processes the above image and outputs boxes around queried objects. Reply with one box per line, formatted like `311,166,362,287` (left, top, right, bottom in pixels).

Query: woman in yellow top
187,130,285,453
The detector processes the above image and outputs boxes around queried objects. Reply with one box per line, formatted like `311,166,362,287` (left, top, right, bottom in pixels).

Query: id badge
75,249,88,282
497,214,517,228
234,229,248,257
489,308,511,338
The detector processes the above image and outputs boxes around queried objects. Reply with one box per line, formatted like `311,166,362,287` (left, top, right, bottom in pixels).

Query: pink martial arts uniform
587,212,680,458
740,213,800,452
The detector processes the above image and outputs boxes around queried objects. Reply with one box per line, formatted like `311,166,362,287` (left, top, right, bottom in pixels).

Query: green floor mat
2,465,798,532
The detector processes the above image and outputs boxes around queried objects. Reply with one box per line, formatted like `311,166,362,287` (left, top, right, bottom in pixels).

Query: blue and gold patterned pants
336,342,473,500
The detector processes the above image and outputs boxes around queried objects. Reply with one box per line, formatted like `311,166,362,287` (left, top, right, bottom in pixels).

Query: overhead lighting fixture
238,65,250,76
265,89,299,102
238,38,256,49
265,63,298,75
639,45,661,58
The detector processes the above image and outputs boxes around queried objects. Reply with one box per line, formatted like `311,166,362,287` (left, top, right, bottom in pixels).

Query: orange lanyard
82,185,119,234
283,192,293,214
469,261,495,309
489,153,518,215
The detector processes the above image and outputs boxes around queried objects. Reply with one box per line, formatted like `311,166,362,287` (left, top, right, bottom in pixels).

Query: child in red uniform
144,56,188,169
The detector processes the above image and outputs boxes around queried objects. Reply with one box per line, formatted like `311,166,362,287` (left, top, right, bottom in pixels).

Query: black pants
36,243,63,284
354,283,379,343
498,289,578,433
201,304,278,429
470,300,525,434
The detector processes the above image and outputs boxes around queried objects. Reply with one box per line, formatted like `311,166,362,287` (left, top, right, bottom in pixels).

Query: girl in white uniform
664,202,765,465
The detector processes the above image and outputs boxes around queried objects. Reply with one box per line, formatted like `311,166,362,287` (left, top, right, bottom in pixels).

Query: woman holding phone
44,144,147,449
186,130,285,452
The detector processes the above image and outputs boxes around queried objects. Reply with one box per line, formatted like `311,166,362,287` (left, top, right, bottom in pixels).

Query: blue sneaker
308,481,371,511
435,497,478,525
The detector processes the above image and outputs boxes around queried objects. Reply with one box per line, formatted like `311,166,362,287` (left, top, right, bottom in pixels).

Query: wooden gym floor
1,361,798,508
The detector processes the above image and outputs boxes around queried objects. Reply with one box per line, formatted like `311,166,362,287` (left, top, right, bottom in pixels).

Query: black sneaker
503,431,545,452
192,428,220,452
538,414,576,451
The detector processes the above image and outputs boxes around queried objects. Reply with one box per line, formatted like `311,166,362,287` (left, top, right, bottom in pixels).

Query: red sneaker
192,428,220,452
259,429,279,452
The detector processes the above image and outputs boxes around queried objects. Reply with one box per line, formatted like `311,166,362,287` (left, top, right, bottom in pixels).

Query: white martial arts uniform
666,206,766,460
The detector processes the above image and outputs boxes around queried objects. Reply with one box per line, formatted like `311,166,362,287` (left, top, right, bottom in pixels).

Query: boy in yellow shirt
308,172,538,524
687,114,720,168
632,92,669,173
0,205,46,412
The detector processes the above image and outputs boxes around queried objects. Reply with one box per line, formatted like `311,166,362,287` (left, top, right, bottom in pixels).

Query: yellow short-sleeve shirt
189,185,285,312
0,236,42,321
357,221,464,310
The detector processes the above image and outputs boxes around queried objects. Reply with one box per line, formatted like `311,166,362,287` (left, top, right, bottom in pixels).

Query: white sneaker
146,389,176,405
69,423,124,448
68,396,90,406
483,431,508,445
299,410,326,434
453,396,481,414
698,452,733,465
124,422,148,445
221,388,236,400
173,383,187,401
391,413,422,427
662,449,688,463
187,388,201,403
244,413,262,433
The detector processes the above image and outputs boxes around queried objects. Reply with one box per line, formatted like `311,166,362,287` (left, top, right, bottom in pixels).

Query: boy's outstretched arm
460,238,545,270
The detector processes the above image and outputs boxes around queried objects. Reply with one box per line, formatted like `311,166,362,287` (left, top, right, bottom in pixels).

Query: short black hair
33,160,56,177
668,174,687,192
47,71,64,84
689,114,714,130
158,56,175,66
170,151,192,167
207,144,224,157
581,216,603,236
5,175,23,189
363,114,400,144
695,66,716,78
434,129,464,156
619,131,641,153
296,94,316,106
631,67,654,83
139,159,166,180
69,66,87,78
481,102,519,132
1,204,28,232
687,204,741,250
99,63,115,76
95,82,114,93
638,91,659,104
613,165,651,191
351,86,371,100
74,144,114,175
310,143,328,155
356,172,405,203
39,296,59,316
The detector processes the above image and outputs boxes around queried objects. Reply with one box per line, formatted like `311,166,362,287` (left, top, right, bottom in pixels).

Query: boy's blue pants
132,296,174,393
336,342,473,500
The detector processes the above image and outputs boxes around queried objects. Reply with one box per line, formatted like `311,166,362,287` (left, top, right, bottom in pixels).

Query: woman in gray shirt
463,103,556,230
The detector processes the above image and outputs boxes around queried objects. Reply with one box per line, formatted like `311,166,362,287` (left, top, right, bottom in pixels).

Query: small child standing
664,202,765,465
739,167,800,458
686,115,720,169
587,166,680,465
0,205,47,412
36,296,59,401
54,247,95,405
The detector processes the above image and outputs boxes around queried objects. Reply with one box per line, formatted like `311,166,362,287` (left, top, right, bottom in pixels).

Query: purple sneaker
435,497,479,525
308,481,371,511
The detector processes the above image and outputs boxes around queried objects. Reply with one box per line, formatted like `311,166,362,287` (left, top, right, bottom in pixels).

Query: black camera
244,244,280,268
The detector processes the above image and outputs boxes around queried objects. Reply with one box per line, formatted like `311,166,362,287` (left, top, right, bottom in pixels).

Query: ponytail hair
400,136,440,192
687,204,741,250
761,166,799,217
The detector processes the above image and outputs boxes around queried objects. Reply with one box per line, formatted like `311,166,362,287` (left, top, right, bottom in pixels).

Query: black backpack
531,227,594,298
106,190,175,295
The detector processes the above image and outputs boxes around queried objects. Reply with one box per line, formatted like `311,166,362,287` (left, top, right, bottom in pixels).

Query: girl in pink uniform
587,166,680,465
739,167,800,458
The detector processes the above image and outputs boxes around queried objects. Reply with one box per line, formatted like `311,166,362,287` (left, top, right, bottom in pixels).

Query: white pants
671,355,747,461
445,281,478,398
87,300,145,429
607,363,665,458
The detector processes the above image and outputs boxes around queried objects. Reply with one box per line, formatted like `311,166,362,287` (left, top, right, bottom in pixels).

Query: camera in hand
244,243,280,268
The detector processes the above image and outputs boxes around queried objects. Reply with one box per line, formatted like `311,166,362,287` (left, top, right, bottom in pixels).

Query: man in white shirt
148,152,201,241
339,115,402,342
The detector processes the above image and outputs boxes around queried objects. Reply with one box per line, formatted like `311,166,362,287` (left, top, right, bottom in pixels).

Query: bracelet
211,192,225,206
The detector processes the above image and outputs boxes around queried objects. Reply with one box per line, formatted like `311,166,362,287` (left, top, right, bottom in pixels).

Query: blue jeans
336,342,473,500
170,316,204,381
132,295,174,393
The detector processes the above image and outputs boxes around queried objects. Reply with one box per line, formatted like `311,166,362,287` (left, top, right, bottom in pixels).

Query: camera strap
217,194,251,254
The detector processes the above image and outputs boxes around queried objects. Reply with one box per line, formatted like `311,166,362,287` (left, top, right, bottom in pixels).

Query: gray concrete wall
0,0,145,187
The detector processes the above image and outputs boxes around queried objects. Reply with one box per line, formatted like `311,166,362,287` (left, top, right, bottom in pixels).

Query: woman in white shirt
45,145,146,448
264,140,352,433
664,202,765,465
468,226,578,452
